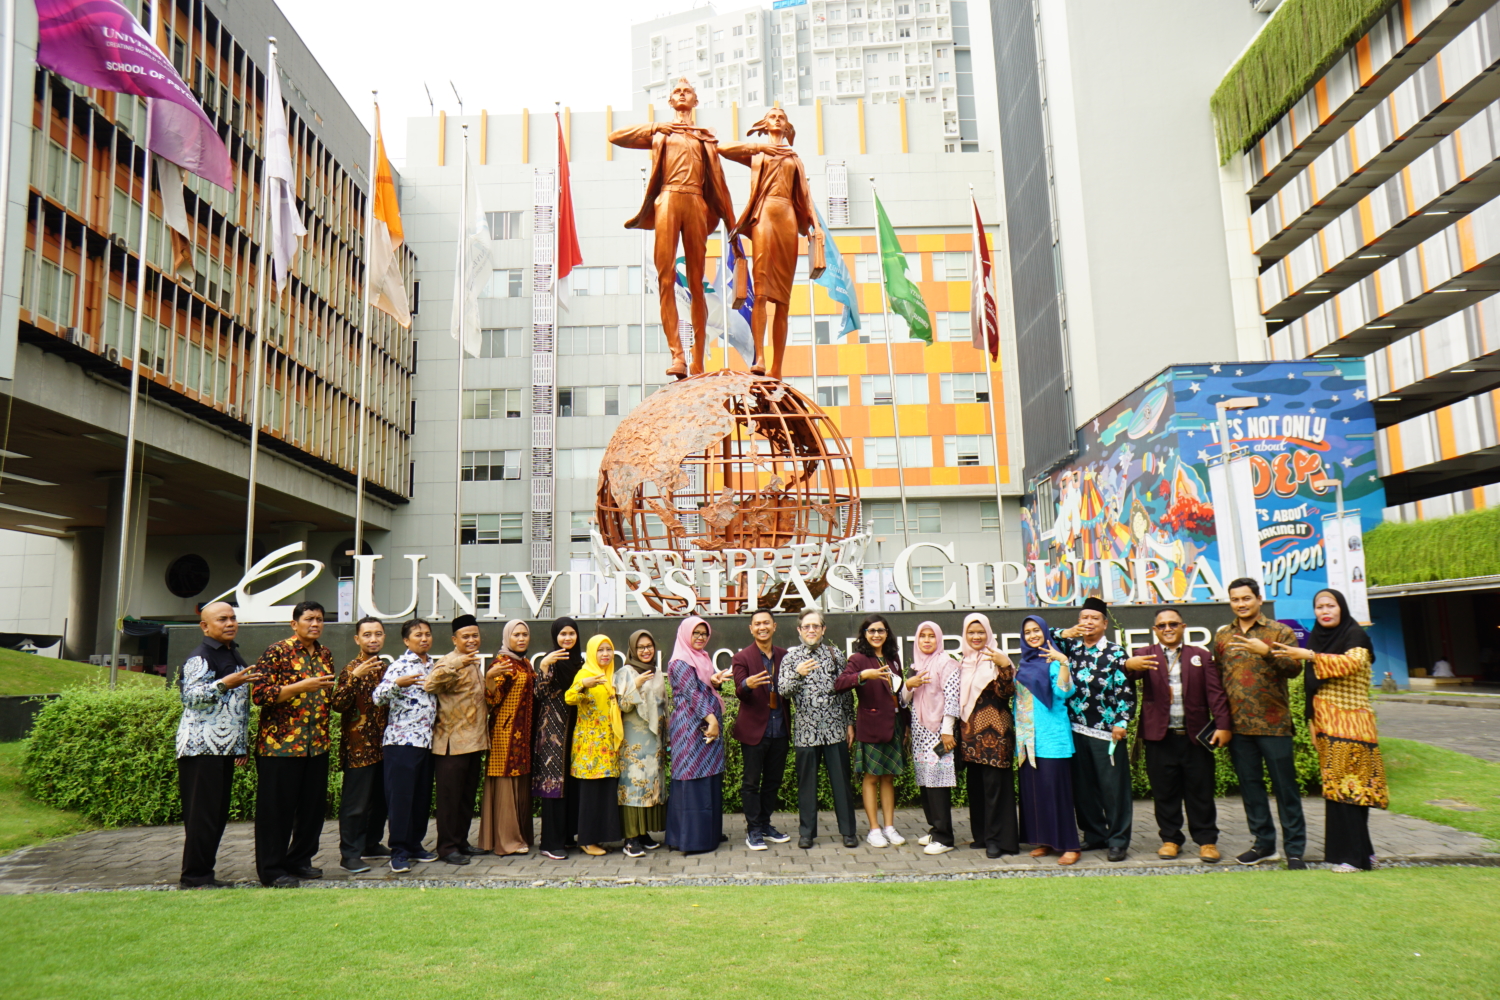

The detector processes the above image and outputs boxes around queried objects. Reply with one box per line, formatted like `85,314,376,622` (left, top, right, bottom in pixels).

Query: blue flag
813,205,860,337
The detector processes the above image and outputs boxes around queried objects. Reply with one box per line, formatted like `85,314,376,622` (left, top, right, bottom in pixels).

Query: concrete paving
0,796,1490,894
1375,699,1500,763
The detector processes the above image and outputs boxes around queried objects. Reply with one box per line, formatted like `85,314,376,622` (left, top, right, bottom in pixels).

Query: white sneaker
865,828,889,848
883,826,906,846
917,834,932,846
1330,863,1361,873
923,841,955,855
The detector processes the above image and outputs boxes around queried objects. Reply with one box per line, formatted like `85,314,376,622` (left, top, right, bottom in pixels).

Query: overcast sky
276,0,716,163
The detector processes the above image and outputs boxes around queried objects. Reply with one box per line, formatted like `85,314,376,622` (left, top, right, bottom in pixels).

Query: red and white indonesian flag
970,196,1000,362
262,48,306,292
369,108,411,327
450,151,492,358
554,113,583,306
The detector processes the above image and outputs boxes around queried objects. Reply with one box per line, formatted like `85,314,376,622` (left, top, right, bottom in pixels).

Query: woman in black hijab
533,617,585,860
1272,589,1387,871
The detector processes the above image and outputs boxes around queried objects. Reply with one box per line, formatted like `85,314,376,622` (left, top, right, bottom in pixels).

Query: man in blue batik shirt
1053,596,1136,862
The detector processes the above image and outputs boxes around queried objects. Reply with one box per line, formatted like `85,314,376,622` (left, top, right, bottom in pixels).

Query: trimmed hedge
23,678,1319,829
1365,506,1500,586
1210,0,1398,164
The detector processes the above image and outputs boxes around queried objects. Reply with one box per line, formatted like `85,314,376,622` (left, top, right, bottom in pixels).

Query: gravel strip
30,857,1500,894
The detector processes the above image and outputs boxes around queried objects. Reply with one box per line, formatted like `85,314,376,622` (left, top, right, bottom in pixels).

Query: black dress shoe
798,836,814,849
1081,842,1107,852
361,844,392,858
842,835,859,848
1107,848,1128,862
442,852,471,866
181,879,231,889
460,845,492,856
968,841,983,850
986,846,1004,859
290,867,322,879
267,875,300,888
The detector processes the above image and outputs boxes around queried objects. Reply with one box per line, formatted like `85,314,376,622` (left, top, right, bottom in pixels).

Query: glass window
861,374,928,405
911,564,945,598
868,503,897,537
863,436,931,468
570,267,622,296
786,375,849,407
557,386,620,417
788,316,833,347
980,500,1001,531
914,502,941,533
557,326,615,355
485,210,524,240
935,311,972,343
625,383,665,411
479,327,524,358
483,268,525,298
462,388,524,419
570,511,593,542
943,435,995,467
558,447,606,479
460,450,522,481
939,372,990,404
931,251,969,280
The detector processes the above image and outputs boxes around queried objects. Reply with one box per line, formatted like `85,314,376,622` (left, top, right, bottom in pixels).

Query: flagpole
869,177,910,552
109,8,158,689
720,222,729,371
353,93,378,579
972,185,1006,568
243,37,276,607
0,0,17,339
453,124,469,595
806,241,818,389
639,165,647,403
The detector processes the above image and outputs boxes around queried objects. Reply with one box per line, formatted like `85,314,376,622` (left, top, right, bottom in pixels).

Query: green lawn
1,868,1496,999
0,648,160,696
0,742,96,855
1384,737,1500,844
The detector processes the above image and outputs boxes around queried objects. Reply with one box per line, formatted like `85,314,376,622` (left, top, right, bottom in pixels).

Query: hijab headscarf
1016,614,1056,710
547,616,585,692
909,620,955,734
671,616,722,710
623,628,665,735
500,619,530,663
1304,588,1374,719
958,612,999,723
579,634,624,747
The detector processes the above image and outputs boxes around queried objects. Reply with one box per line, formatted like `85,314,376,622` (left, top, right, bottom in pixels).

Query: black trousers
1324,799,1373,869
338,762,388,864
965,762,1019,853
1070,733,1134,851
433,751,484,857
539,790,581,853
793,742,856,840
383,745,435,860
178,754,235,885
254,754,329,884
920,785,955,847
740,736,790,835
1144,732,1219,847
1229,734,1307,856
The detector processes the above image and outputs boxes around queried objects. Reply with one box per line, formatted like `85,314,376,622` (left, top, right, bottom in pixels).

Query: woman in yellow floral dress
565,634,624,855
1274,588,1386,872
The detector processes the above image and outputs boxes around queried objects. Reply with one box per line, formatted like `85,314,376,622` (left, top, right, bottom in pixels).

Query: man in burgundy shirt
731,610,792,851
1125,606,1232,863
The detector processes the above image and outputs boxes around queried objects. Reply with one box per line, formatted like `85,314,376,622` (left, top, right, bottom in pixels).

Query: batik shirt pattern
1052,630,1135,737
175,640,250,758
251,639,336,757
373,650,437,748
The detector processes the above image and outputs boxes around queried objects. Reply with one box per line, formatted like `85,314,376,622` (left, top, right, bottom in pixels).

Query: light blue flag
675,245,757,367
812,205,861,337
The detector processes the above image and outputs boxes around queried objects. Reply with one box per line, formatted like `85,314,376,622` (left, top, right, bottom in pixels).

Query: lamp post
1215,396,1260,583
1311,475,1345,523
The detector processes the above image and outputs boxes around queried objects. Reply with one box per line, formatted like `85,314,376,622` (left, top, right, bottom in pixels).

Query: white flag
450,152,492,357
153,156,195,283
263,51,305,291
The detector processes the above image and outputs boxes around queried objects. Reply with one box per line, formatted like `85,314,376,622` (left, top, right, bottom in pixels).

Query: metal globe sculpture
595,370,863,614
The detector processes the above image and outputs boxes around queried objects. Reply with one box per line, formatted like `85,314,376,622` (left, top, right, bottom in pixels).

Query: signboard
772,0,807,8
1022,361,1385,630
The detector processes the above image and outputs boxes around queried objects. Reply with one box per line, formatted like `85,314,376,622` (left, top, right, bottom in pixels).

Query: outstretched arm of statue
608,123,660,149
716,141,765,167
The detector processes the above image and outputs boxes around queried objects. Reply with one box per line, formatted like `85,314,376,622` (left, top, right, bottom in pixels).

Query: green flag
874,192,933,344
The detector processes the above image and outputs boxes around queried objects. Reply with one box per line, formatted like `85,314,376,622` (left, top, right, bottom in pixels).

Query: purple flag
35,0,233,190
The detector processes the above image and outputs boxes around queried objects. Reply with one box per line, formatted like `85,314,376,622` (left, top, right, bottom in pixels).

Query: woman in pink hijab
957,612,1019,859
900,620,961,855
664,616,733,854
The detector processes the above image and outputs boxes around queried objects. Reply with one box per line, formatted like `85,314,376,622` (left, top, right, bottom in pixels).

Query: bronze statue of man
719,108,824,380
609,79,735,379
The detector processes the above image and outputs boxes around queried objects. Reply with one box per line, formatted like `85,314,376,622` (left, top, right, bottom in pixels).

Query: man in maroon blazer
1125,607,1233,863
731,610,792,850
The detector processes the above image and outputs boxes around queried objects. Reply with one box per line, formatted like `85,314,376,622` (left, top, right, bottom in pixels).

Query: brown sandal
1029,846,1052,858
583,844,607,857
1057,852,1080,866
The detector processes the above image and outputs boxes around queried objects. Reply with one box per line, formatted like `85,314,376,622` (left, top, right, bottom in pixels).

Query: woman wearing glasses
1124,607,1231,863
778,608,859,849
837,614,906,848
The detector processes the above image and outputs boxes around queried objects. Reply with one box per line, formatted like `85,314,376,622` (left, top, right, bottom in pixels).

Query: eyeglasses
1154,622,1184,630
799,623,825,631
865,628,888,635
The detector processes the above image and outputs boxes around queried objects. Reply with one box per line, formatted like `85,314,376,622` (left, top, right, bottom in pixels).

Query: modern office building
0,0,414,658
1213,0,1500,680
383,96,1024,619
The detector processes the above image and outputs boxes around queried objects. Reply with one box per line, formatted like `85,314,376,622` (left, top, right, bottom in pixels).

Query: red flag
970,196,1000,362
555,114,583,291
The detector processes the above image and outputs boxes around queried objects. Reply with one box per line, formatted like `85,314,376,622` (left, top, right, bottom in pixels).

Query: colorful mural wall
1020,361,1385,630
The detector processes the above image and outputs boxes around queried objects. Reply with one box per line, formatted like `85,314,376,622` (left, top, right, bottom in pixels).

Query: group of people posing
171,576,1386,887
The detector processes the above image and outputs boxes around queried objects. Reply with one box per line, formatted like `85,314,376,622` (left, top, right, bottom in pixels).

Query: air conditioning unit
1251,0,1282,11
106,346,120,364
63,327,93,352
111,234,129,252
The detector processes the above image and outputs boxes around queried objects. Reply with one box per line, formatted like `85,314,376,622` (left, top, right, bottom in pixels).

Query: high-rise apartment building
0,0,414,656
633,0,980,151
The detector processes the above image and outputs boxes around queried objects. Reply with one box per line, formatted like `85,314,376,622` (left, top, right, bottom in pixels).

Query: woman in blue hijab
1015,614,1080,865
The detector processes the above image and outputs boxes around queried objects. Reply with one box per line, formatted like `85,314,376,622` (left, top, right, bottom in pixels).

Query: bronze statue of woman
719,108,824,379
